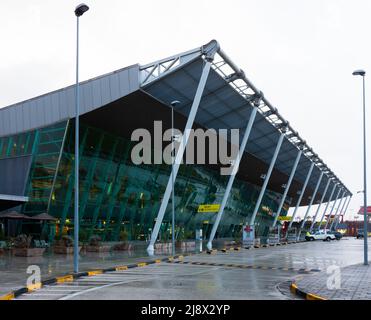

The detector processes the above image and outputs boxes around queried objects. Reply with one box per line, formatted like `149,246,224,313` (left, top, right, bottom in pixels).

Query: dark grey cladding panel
0,155,32,196
0,64,140,138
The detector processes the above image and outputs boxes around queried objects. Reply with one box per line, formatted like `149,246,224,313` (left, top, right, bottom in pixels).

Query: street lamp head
170,100,181,107
75,3,89,17
352,69,366,77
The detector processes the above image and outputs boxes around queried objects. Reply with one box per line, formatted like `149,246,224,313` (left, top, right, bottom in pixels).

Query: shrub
56,235,74,247
14,234,32,248
119,230,128,242
0,229,6,241
89,235,102,246
79,229,88,242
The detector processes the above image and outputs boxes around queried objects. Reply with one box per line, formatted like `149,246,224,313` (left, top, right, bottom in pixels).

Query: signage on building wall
278,216,292,221
243,224,255,246
358,206,371,215
261,206,274,216
197,204,221,213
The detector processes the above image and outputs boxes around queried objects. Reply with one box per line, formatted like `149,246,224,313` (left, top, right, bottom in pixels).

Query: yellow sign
198,204,221,213
278,216,292,221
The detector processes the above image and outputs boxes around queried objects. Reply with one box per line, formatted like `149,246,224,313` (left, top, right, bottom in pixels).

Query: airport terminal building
0,40,351,244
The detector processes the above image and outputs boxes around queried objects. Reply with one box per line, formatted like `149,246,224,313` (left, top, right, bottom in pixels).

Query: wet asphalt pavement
12,237,368,300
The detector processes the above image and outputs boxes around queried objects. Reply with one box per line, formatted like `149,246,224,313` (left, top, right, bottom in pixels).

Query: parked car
356,229,364,239
305,230,335,241
329,231,343,240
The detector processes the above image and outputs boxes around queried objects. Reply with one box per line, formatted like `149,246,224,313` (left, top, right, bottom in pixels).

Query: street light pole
74,3,89,274
353,69,368,266
170,101,180,257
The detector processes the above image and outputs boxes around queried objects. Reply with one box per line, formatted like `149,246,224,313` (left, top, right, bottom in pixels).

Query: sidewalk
0,248,173,296
0,240,218,297
293,263,371,300
0,239,240,297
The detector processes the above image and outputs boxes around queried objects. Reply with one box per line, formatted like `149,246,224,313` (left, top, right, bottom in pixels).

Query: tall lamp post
170,101,180,257
74,3,89,274
352,69,368,266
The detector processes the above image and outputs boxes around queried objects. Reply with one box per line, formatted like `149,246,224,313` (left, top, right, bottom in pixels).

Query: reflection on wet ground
6,237,367,300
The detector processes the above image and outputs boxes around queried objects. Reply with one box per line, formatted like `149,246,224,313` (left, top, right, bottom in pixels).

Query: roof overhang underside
0,194,28,212
141,57,336,206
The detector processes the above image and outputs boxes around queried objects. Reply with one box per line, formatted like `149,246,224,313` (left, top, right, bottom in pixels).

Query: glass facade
0,120,289,242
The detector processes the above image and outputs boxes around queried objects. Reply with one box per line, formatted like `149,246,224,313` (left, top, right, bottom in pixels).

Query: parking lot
12,237,368,300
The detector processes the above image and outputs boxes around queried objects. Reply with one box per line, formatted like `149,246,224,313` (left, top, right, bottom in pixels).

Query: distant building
340,220,371,236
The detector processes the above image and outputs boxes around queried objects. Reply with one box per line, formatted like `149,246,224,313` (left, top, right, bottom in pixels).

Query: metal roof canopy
0,194,29,212
140,40,351,203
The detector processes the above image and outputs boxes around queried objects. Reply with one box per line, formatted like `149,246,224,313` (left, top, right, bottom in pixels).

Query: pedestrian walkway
0,248,171,296
0,239,228,296
292,263,371,300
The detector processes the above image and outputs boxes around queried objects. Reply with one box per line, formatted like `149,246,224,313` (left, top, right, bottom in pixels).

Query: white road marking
44,284,93,288
59,265,219,300
22,293,66,296
37,289,84,292
59,278,145,300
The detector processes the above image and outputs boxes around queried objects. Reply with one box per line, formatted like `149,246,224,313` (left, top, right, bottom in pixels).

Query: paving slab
293,262,371,300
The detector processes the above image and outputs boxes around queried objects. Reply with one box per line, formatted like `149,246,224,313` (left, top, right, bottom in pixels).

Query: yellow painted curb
290,283,298,294
27,282,42,292
290,283,327,300
56,275,74,283
115,266,128,271
137,262,147,267
306,293,326,300
87,270,103,276
0,292,15,300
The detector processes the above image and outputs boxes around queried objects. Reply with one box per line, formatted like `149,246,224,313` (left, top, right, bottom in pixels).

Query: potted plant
0,229,6,255
79,229,89,253
86,235,111,252
53,235,81,254
112,230,132,251
13,234,45,257
176,230,196,250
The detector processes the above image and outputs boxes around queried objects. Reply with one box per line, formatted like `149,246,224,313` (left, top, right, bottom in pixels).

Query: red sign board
358,206,371,215
244,225,252,232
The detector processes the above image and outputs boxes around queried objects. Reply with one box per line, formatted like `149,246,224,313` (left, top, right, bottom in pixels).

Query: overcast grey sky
0,0,370,220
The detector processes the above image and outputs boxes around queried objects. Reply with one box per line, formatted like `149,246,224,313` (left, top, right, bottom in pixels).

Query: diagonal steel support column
310,178,331,231
335,196,352,230
317,183,337,230
297,171,324,238
288,162,315,230
331,194,349,231
272,149,302,228
322,187,342,231
329,191,347,230
147,57,214,255
206,106,258,250
249,128,286,227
